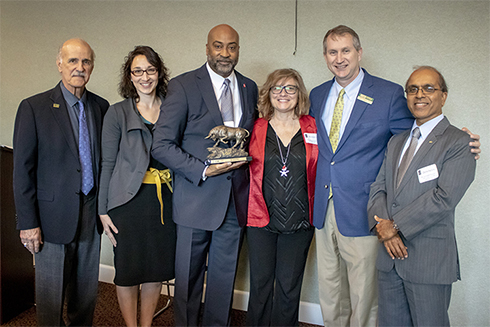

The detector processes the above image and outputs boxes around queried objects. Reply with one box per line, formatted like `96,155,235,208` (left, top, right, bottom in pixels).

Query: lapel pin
243,83,246,88
53,103,60,108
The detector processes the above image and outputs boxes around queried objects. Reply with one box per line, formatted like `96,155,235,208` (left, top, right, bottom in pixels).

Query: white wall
1,1,489,325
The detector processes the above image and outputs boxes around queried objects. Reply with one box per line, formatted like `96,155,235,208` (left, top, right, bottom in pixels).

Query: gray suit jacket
368,117,475,284
98,98,154,215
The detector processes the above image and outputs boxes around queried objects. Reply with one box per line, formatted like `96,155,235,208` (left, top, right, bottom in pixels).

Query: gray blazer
98,98,153,215
368,117,475,285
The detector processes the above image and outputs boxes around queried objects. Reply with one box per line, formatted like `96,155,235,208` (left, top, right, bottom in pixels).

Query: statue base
205,156,252,165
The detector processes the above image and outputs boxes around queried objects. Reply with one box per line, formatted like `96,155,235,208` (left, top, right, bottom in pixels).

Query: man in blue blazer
309,25,413,326
368,67,476,326
309,24,482,326
13,39,109,326
152,24,257,326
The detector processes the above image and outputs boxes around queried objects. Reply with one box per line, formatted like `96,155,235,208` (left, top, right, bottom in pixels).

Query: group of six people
13,23,479,327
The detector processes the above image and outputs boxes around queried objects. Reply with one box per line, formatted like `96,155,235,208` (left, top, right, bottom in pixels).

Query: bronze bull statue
205,125,250,149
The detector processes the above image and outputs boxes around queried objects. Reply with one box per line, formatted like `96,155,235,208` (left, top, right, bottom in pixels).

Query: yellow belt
142,168,173,225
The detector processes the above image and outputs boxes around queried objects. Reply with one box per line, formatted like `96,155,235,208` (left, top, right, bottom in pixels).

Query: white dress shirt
206,63,242,128
322,68,365,140
398,114,445,166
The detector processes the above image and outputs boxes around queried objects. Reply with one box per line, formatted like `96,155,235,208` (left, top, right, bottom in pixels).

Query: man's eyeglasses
270,85,298,95
131,68,158,77
405,85,440,95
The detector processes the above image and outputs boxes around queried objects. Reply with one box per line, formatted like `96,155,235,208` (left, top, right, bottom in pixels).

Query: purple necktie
220,78,234,123
78,100,94,195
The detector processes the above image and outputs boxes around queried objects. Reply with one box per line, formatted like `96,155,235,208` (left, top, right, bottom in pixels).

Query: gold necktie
329,89,345,153
328,89,345,198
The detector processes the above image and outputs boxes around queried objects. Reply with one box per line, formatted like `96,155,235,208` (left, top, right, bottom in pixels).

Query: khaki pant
315,200,378,327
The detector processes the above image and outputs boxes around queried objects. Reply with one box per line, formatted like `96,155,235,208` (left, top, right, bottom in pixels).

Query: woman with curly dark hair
98,46,175,327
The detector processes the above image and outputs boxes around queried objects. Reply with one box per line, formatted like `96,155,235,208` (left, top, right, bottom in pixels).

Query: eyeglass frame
405,84,442,95
131,67,158,77
270,85,298,95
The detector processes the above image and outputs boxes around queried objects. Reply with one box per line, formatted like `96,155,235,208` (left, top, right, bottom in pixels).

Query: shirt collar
60,81,87,107
333,68,364,100
411,114,444,138
206,62,236,90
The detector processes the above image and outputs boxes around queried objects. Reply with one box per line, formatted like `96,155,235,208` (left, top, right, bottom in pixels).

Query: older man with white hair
13,38,109,326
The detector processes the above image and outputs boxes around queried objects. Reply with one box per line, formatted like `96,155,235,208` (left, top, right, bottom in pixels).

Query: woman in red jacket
246,68,318,326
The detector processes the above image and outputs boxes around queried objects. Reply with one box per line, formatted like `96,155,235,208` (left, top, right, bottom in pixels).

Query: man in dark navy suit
13,38,109,326
152,24,258,326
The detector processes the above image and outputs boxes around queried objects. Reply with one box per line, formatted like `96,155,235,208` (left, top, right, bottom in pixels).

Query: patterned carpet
2,282,321,327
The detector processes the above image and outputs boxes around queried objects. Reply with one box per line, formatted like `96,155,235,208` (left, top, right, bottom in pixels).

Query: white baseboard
99,264,323,325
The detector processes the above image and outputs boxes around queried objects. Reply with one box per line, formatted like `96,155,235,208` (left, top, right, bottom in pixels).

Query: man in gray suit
367,66,476,326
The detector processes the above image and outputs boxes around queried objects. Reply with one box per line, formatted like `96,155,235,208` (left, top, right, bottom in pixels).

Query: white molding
99,264,323,325
98,264,116,284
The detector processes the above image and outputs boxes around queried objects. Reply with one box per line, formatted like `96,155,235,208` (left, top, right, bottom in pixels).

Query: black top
144,122,166,170
263,123,311,233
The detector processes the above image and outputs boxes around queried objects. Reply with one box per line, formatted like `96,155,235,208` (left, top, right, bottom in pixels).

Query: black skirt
108,182,176,286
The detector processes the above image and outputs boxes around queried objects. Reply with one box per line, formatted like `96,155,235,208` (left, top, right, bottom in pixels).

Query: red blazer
247,115,318,227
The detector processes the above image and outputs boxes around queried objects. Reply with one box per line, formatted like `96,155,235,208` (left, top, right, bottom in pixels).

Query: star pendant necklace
275,127,296,178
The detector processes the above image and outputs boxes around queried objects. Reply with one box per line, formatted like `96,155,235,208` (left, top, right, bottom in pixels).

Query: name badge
357,93,374,104
417,164,439,183
304,133,317,145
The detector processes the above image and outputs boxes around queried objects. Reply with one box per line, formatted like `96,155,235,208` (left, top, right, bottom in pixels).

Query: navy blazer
368,117,475,284
152,64,258,229
13,82,109,244
309,69,413,236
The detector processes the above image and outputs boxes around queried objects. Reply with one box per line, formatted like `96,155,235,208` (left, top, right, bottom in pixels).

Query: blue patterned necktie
220,78,234,123
78,100,94,195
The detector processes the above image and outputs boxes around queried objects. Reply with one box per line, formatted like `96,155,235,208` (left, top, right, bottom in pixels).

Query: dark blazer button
227,176,231,180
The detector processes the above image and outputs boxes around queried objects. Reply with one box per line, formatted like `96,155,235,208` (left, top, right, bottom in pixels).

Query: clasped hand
374,215,408,260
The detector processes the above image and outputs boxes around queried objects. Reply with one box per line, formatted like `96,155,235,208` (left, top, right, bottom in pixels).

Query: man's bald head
57,38,95,64
207,24,239,45
56,38,95,98
206,24,240,78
